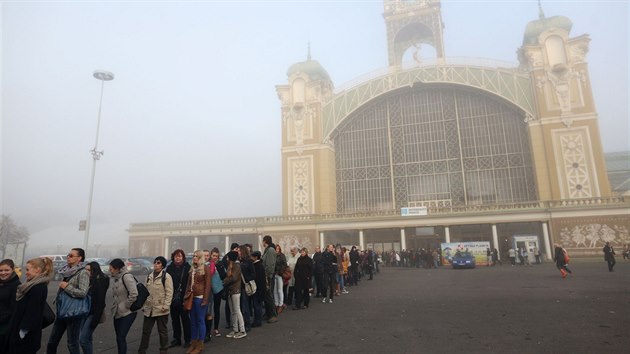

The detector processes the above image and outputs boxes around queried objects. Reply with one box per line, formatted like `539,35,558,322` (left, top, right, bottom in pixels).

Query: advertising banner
440,241,491,266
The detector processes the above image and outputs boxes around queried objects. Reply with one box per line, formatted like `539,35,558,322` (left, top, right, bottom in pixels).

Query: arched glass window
332,85,537,212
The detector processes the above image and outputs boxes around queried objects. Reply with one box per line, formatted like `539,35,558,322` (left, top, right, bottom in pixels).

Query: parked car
118,257,152,275
451,251,476,269
52,260,66,280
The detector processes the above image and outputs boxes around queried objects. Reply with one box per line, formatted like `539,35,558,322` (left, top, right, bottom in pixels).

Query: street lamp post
84,70,114,253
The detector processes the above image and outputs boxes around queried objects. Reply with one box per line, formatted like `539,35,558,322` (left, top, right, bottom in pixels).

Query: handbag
241,273,257,296
42,302,56,329
563,250,570,264
281,266,292,281
56,290,91,319
183,292,193,311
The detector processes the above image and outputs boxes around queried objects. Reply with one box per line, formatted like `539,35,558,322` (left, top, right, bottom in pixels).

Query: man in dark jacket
348,246,360,286
312,247,324,297
261,235,278,323
165,249,191,348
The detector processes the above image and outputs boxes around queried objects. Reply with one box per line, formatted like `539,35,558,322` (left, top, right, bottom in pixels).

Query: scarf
57,262,86,279
16,274,50,301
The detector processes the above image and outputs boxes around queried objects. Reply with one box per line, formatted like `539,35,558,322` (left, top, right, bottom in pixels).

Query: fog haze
1,1,628,256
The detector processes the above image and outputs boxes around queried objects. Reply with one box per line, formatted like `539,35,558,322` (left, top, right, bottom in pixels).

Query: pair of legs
47,316,83,354
190,298,207,341
229,293,245,333
114,312,137,354
138,315,168,353
170,304,190,345
294,287,310,308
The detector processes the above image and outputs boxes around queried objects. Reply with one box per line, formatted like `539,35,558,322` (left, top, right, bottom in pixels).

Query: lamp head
93,70,114,81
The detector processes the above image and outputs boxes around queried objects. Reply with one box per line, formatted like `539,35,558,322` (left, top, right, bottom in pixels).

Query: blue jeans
47,316,84,354
114,312,137,354
190,297,207,340
239,291,251,328
79,314,96,354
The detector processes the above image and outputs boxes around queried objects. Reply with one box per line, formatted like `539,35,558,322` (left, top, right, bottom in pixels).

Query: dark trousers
285,285,295,306
170,305,190,344
294,287,310,308
263,276,277,318
607,258,616,272
47,316,84,354
138,315,168,353
113,312,137,354
211,292,222,330
314,272,323,296
239,291,251,328
252,292,263,325
321,272,335,299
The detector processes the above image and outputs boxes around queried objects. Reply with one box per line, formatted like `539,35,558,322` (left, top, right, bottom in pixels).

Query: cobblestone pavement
42,259,629,353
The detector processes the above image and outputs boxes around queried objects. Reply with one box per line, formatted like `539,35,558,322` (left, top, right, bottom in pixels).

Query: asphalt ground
41,259,629,354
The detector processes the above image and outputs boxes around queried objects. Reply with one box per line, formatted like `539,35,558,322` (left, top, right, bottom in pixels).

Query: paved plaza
43,259,629,353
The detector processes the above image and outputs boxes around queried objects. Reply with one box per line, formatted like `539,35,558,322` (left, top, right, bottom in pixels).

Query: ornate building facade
129,0,629,259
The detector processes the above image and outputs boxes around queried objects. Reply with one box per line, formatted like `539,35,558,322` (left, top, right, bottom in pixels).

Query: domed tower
277,50,336,215
383,0,445,70
518,4,611,200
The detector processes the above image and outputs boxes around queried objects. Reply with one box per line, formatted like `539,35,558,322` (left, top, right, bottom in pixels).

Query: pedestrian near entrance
0,259,21,352
553,244,572,278
508,248,516,266
138,256,173,354
603,242,616,272
47,248,90,354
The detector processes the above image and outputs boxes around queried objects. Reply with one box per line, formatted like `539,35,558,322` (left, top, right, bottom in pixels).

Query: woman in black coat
80,261,110,354
293,248,314,310
8,257,53,354
0,259,21,352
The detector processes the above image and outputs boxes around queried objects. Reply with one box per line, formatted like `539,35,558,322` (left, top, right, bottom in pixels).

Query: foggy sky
1,1,628,251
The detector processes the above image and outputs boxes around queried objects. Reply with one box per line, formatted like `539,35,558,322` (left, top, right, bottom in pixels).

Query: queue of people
0,236,381,354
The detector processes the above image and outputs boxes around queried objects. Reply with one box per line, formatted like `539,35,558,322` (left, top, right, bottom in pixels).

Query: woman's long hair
87,261,106,281
191,250,205,275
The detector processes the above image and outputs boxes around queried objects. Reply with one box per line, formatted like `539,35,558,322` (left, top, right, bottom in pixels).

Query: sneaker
322,298,327,303
234,332,247,339
342,289,349,294
213,329,221,337
267,316,278,323
225,331,237,338
328,298,333,303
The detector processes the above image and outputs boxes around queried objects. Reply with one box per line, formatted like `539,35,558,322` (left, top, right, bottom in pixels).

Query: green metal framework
323,63,534,140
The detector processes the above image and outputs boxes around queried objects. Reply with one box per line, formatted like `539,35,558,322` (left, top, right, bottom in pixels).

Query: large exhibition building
129,0,629,260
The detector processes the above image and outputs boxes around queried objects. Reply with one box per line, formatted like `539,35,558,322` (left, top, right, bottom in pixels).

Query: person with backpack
109,258,138,354
138,256,173,354
165,249,191,348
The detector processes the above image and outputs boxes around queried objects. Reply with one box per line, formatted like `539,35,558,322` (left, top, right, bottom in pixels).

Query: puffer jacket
143,270,173,317
111,270,138,319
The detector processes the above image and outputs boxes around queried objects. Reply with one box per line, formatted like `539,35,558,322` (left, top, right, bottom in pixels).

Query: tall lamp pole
84,70,114,253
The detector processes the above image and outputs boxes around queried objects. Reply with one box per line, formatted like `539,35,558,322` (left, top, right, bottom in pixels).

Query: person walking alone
603,242,616,272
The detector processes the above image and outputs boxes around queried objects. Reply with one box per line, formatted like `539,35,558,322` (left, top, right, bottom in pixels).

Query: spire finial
538,0,545,19
307,41,311,61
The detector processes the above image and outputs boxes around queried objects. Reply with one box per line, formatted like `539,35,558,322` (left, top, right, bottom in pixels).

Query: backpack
122,273,150,312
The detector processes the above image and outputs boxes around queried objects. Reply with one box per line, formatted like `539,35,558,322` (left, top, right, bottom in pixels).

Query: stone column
492,224,500,259
445,226,450,243
194,237,199,252
400,228,406,250
542,222,552,261
258,234,263,252
225,236,230,255
319,232,325,250
358,230,364,250
164,237,169,258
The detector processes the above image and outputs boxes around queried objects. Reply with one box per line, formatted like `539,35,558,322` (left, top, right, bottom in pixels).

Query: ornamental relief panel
554,216,630,249
553,129,597,199
274,231,316,255
536,67,586,116
288,157,313,215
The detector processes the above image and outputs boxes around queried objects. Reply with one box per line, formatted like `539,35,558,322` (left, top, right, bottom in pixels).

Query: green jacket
262,245,277,278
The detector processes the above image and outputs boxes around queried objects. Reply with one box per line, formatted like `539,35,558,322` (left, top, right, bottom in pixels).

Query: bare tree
0,215,30,259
